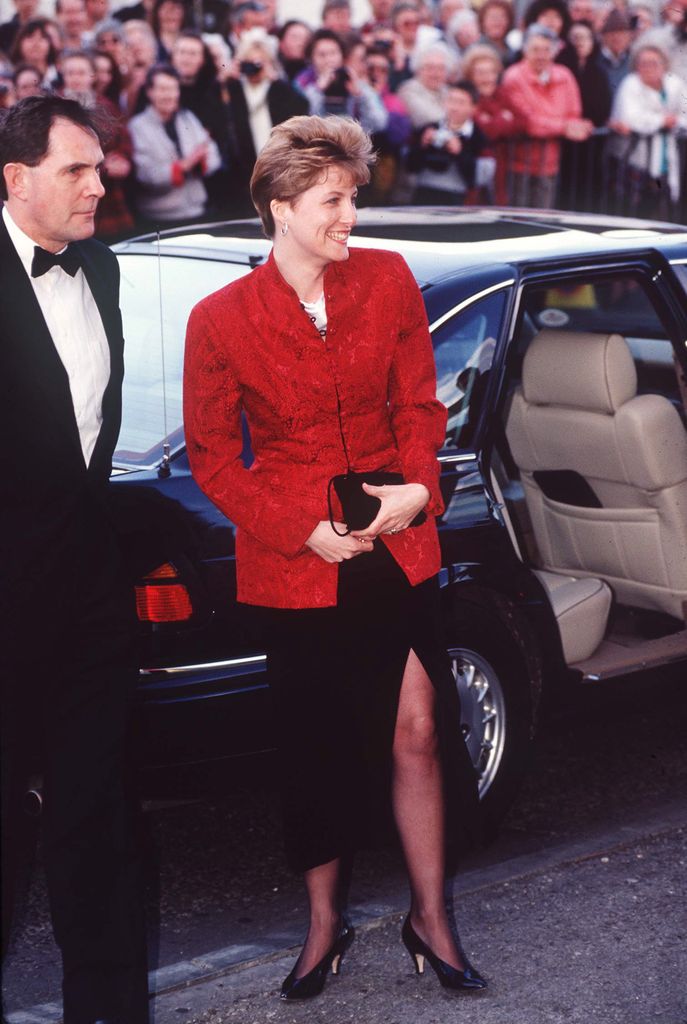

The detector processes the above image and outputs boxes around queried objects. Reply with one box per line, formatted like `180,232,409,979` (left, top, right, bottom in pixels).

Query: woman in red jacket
183,114,486,1002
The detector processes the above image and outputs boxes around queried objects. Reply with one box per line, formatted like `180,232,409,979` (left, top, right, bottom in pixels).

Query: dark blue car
113,207,687,831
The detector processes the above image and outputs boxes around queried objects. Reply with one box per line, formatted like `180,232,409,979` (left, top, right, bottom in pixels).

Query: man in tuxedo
0,96,149,1024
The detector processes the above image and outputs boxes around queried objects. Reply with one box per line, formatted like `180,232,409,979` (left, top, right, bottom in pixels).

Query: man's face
602,28,631,55
58,0,87,37
371,0,393,20
96,27,124,62
15,0,39,21
172,36,204,79
323,6,352,34
7,117,105,252
85,0,109,23
147,71,180,119
393,7,420,44
61,55,95,92
235,8,268,34
445,86,474,125
482,5,510,39
124,25,157,67
568,0,595,21
525,34,554,73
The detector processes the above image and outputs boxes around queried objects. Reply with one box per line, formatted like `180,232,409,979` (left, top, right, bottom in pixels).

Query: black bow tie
31,245,81,278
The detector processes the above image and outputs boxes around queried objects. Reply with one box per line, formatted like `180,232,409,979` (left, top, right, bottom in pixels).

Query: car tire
447,605,536,839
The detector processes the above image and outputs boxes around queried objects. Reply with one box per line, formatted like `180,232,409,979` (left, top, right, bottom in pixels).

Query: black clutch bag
327,471,427,536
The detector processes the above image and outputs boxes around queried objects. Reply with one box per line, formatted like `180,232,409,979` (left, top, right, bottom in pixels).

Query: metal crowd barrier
482,128,687,223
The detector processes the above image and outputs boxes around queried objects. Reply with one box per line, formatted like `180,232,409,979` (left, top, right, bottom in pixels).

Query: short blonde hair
461,43,504,81
250,115,375,237
235,26,278,63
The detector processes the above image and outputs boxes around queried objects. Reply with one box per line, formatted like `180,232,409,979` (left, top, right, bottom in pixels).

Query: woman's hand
351,482,430,541
345,67,362,96
421,125,437,147
103,151,131,179
316,67,337,91
305,521,373,563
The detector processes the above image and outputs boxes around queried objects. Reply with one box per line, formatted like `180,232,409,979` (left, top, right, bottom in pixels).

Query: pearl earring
281,221,289,236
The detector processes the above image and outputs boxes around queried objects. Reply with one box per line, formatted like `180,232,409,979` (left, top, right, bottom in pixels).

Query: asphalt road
3,666,686,1021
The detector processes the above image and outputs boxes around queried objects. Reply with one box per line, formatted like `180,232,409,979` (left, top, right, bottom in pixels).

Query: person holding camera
184,113,486,1004
224,28,308,212
295,28,388,134
409,80,487,204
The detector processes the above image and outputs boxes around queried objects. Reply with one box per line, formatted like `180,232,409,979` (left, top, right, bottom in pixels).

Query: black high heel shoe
401,915,487,992
280,920,355,1000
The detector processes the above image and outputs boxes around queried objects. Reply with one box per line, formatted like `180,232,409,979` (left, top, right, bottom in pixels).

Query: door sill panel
572,628,687,681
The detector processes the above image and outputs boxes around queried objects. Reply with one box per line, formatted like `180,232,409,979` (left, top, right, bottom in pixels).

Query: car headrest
522,329,637,414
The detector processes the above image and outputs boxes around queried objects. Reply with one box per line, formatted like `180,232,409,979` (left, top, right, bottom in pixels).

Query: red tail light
135,563,193,623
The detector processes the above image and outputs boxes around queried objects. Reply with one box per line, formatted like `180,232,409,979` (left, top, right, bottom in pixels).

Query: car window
513,272,684,412
672,262,687,299
115,254,252,468
432,289,507,450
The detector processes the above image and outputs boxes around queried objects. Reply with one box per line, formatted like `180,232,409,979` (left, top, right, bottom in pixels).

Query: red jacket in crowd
501,60,583,175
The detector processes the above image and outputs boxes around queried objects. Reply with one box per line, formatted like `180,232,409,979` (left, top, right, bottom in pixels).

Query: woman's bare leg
293,857,342,977
392,649,466,968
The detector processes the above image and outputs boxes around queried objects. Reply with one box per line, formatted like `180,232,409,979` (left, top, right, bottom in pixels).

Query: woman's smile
326,230,350,243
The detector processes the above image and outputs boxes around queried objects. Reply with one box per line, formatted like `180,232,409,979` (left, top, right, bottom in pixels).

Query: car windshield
115,254,252,469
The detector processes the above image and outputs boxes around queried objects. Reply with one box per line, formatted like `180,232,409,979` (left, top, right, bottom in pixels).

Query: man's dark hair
449,79,478,103
0,94,105,201
144,62,180,92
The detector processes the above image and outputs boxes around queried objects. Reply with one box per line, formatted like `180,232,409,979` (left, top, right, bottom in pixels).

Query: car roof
114,207,687,287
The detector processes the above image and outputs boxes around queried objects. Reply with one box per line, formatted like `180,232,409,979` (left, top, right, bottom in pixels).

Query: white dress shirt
3,205,111,466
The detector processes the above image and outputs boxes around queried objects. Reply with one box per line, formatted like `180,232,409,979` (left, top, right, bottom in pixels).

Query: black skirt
255,541,479,873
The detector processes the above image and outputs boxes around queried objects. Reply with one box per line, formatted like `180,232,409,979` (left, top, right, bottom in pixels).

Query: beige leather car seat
506,329,687,621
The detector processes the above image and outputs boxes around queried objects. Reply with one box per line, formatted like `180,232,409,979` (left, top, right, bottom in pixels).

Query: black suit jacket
0,214,126,622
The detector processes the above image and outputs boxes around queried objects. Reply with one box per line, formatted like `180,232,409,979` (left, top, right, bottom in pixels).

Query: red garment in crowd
94,95,134,240
473,87,528,204
183,248,447,609
500,60,583,176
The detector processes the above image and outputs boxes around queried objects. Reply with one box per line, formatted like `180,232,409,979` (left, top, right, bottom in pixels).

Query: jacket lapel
76,240,124,476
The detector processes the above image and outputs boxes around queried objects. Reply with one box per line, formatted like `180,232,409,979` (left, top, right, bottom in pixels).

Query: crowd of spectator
1,0,685,237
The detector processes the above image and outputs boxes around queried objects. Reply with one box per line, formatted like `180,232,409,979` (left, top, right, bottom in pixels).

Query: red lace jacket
183,247,447,608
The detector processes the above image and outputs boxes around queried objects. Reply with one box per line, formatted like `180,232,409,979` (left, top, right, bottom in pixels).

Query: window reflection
433,289,507,449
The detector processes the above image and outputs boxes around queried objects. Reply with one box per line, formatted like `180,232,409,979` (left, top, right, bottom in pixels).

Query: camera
324,66,350,98
432,126,454,148
240,60,263,77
